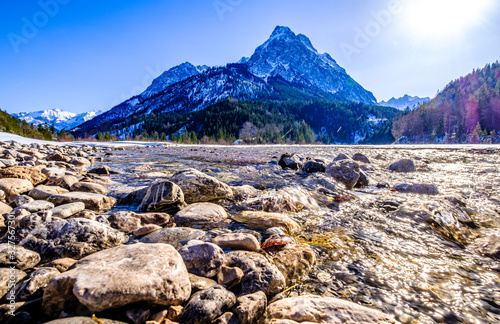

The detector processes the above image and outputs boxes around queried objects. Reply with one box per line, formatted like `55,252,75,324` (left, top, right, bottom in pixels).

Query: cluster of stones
0,141,405,324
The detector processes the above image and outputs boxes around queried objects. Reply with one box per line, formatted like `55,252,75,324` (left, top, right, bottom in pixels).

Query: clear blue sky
1,0,499,113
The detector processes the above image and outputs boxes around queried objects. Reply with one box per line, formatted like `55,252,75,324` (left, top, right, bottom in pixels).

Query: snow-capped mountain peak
379,95,431,110
14,109,102,131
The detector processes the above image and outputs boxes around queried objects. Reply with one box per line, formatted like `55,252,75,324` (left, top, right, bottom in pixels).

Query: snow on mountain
246,26,377,104
14,108,102,131
76,26,379,135
379,95,431,110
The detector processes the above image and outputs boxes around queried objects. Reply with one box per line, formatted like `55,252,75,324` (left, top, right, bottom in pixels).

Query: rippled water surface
102,144,500,324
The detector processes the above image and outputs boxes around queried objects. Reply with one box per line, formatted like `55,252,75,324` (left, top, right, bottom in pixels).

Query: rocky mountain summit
75,26,377,136
14,109,101,131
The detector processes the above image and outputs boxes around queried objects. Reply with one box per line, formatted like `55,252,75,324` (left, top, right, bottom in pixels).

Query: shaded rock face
475,234,500,260
0,166,48,186
108,211,170,233
47,192,116,211
46,176,78,190
12,213,128,261
217,265,244,288
325,160,360,190
173,202,228,226
180,285,236,324
224,251,286,297
139,180,187,213
170,169,233,203
178,240,225,278
301,159,326,173
264,295,397,324
394,183,439,195
352,153,371,164
189,273,218,292
42,243,191,315
233,291,267,324
140,227,207,249
389,159,416,172
278,154,304,170
272,244,316,285
0,244,40,270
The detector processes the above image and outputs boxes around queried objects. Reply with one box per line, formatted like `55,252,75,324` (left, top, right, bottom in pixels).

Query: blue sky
1,0,499,113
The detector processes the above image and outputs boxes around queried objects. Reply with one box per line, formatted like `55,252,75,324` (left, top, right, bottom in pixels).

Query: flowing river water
100,144,500,324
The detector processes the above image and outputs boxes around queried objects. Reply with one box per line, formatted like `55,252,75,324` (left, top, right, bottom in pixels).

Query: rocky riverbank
0,141,499,323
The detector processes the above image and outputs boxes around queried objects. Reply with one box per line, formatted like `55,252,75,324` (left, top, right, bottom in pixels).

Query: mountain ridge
379,95,431,110
14,108,101,131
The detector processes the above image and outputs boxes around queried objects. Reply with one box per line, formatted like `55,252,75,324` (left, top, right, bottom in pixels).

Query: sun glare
404,0,492,40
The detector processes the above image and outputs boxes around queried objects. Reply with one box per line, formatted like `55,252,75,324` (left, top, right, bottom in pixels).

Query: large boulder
224,251,286,297
242,188,319,213
272,244,316,285
264,295,397,323
108,211,170,233
140,227,207,249
47,192,116,211
179,285,236,324
0,244,40,270
178,240,225,278
0,166,47,186
173,202,227,226
389,159,416,172
139,180,186,213
325,160,360,190
232,211,299,234
170,169,233,203
42,243,191,315
352,153,371,164
0,178,34,200
301,159,326,173
11,213,128,261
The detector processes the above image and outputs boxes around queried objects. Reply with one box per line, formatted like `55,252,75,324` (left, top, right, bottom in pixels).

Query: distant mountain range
379,95,430,110
74,26,384,142
393,61,500,143
14,108,101,131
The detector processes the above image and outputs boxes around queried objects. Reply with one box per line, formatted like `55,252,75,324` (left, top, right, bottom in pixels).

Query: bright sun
404,0,492,40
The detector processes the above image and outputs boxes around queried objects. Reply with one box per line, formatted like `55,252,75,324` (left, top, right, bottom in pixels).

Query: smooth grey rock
12,213,128,261
170,169,233,203
180,285,236,324
394,183,439,195
50,202,86,219
47,192,116,211
108,211,170,233
212,233,261,252
28,185,68,200
264,295,397,323
14,195,34,207
332,153,350,162
224,251,286,297
0,244,40,270
178,240,225,278
233,291,267,324
389,159,416,172
325,160,360,190
140,227,206,249
139,180,186,213
14,200,54,213
42,243,191,315
173,202,227,226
